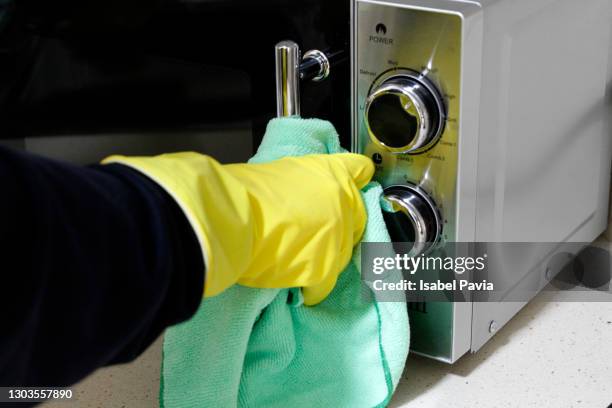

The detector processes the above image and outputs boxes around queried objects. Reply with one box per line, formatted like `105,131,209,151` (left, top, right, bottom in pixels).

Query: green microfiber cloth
160,117,409,408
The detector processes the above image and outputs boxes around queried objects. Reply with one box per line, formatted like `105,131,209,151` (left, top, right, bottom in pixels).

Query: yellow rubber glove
102,152,374,305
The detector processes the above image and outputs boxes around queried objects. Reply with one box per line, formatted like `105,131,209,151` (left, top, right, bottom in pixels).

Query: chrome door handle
274,41,342,117
275,41,301,117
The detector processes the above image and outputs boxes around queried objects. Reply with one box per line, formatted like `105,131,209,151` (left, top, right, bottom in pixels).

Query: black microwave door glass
0,0,350,149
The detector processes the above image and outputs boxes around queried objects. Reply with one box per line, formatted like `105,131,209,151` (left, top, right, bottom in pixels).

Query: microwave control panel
352,0,463,362
353,1,462,247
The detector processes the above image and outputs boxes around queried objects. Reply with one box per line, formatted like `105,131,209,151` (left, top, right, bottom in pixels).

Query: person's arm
0,146,204,387
0,118,374,387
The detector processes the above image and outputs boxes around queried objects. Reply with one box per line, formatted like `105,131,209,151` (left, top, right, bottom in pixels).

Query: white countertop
390,295,612,408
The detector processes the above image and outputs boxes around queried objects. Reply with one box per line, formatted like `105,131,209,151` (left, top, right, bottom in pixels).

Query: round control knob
382,185,441,256
365,73,445,154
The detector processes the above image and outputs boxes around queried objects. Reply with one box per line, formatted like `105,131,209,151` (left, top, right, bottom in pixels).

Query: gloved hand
102,152,374,305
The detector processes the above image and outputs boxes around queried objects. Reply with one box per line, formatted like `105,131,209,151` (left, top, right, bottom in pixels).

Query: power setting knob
365,72,446,154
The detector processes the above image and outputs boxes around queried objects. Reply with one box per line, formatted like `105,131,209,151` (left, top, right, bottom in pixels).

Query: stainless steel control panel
352,0,464,362
354,2,462,245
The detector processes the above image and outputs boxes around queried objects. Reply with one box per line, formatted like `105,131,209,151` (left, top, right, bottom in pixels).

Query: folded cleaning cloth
160,118,409,408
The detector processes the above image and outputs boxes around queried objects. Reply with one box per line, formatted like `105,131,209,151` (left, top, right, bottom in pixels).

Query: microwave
352,0,612,362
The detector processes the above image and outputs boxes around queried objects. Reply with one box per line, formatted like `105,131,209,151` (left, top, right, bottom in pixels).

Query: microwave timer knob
382,185,441,255
365,72,446,153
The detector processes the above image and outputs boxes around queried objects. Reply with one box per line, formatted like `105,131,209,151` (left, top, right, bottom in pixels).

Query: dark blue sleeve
0,146,205,387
